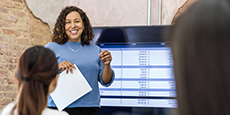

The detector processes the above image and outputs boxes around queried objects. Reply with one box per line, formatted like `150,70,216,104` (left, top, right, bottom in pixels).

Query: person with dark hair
1,46,68,115
169,0,230,115
45,6,114,115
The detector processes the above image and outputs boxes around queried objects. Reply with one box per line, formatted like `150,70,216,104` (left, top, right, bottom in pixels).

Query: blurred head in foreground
13,45,59,115
169,0,230,115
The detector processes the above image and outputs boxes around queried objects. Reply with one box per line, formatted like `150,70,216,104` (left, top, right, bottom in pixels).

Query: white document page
50,64,92,111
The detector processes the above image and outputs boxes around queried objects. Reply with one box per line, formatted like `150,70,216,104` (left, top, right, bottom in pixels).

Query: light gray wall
26,0,188,32
68,0,149,26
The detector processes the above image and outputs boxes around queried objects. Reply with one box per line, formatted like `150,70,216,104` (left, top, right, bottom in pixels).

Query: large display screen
92,26,177,115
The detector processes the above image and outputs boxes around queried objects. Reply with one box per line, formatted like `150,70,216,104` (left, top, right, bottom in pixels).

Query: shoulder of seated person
42,108,69,115
1,103,15,115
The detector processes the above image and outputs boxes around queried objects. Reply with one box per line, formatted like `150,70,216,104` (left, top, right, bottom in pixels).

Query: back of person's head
12,45,58,115
169,0,230,115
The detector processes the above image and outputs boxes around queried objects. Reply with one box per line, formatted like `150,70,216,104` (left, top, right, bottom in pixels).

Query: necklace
67,43,82,52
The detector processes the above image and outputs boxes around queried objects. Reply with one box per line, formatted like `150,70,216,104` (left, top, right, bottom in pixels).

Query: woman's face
65,11,85,42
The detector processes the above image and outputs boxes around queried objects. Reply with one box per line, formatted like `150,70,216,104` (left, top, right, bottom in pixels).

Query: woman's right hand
59,61,76,74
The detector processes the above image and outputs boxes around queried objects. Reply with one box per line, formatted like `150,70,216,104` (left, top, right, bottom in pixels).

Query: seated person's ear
14,68,20,85
48,74,59,94
14,75,19,85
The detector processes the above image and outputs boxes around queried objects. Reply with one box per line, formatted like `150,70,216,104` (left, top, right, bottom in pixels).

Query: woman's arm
99,50,113,84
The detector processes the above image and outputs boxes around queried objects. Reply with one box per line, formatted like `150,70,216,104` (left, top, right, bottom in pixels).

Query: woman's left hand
99,50,112,65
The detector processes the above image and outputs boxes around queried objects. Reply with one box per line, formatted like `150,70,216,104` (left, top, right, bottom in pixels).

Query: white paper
50,64,92,111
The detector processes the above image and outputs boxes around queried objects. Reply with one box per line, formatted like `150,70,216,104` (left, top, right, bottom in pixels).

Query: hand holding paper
50,64,92,111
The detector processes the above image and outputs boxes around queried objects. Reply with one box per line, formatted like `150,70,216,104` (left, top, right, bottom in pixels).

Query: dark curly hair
52,6,94,46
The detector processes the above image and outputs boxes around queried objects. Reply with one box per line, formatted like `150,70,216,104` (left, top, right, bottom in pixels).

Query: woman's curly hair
52,6,94,46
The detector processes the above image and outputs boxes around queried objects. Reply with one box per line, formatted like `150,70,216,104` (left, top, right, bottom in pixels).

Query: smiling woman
44,6,115,115
65,11,84,42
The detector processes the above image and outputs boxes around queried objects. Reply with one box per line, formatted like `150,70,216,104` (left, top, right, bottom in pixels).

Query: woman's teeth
71,30,77,34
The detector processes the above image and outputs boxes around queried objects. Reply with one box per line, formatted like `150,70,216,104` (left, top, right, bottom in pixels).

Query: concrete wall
25,0,191,32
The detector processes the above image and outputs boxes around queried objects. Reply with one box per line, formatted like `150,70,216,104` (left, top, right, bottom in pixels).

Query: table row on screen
100,98,177,108
100,81,175,89
112,68,174,79
99,80,176,97
99,90,176,97
106,48,173,66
